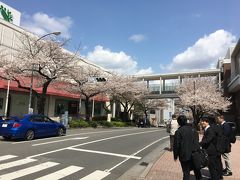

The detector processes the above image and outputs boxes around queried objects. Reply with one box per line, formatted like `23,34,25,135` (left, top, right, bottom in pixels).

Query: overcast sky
2,0,240,75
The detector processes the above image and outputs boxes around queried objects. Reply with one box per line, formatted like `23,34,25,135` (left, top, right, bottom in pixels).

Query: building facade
227,40,240,132
0,4,109,119
135,69,221,126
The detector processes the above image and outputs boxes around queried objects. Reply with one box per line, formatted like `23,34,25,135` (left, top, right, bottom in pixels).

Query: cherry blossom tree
134,98,168,119
176,77,231,127
0,33,77,114
107,74,148,121
65,65,110,120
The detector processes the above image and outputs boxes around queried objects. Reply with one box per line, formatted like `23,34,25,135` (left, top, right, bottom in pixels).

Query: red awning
0,78,109,101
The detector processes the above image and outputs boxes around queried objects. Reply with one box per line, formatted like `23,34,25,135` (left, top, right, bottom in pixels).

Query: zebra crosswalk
0,154,111,180
35,166,84,180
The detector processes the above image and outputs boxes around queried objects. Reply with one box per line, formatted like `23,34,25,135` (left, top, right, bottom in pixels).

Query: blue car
0,114,66,141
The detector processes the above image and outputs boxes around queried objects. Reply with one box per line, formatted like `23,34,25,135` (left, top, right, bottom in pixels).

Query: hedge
69,119,135,128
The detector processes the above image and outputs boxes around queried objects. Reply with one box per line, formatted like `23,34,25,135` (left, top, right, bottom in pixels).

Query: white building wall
152,98,175,126
10,93,28,116
47,96,55,117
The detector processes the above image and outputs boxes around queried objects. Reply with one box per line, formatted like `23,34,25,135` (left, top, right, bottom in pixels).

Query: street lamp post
28,31,61,114
4,80,10,116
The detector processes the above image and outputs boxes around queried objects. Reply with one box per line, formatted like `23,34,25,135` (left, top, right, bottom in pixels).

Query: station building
0,2,109,119
218,40,240,132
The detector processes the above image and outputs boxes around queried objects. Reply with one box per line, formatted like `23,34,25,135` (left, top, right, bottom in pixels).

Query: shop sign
0,4,13,23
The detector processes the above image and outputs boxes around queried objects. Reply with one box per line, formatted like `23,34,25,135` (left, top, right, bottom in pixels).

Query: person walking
173,115,202,180
169,114,178,151
208,116,224,179
216,115,233,176
200,116,222,180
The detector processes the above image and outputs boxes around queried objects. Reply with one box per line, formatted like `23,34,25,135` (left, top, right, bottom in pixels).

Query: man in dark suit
216,115,232,176
173,115,202,180
200,117,222,180
208,116,223,179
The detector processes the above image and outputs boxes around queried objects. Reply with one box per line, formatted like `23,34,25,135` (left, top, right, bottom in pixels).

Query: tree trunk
144,109,148,119
191,106,200,130
122,110,129,121
37,80,51,115
122,102,130,121
85,97,91,121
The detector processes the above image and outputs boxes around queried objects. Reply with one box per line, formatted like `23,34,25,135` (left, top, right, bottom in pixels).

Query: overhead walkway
134,69,221,99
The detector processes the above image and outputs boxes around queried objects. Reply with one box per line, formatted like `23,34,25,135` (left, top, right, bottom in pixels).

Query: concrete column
178,75,183,84
106,101,112,122
79,97,82,115
218,72,221,90
112,102,116,118
47,96,55,117
92,99,95,118
172,99,175,114
163,79,165,92
159,77,162,94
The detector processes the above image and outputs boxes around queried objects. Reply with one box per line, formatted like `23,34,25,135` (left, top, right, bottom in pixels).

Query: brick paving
145,138,240,180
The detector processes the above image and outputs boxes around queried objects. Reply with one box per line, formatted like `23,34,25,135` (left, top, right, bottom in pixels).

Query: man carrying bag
173,115,202,180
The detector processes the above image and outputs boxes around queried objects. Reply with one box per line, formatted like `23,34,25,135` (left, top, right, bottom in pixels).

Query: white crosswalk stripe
0,155,17,162
35,165,84,180
0,161,59,180
0,158,37,171
0,155,111,179
79,170,110,180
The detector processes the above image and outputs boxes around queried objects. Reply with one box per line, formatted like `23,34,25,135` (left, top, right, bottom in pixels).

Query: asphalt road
0,127,169,180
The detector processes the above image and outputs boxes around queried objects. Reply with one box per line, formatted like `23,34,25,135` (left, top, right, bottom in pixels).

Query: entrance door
7,94,11,117
68,101,78,115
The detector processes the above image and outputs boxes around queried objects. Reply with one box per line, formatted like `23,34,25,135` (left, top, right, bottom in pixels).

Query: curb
117,138,169,180
139,149,167,179
139,162,153,179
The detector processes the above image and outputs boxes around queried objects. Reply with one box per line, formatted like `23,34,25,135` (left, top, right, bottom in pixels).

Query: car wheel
58,128,64,136
3,136,11,140
25,130,35,141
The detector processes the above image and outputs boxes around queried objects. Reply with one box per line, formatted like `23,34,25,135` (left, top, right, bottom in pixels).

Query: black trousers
217,154,223,177
170,135,174,150
180,160,202,180
208,155,222,180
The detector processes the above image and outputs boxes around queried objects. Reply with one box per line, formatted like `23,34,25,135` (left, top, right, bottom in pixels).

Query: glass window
150,110,155,114
31,116,44,123
55,99,68,116
0,98,3,109
94,102,103,116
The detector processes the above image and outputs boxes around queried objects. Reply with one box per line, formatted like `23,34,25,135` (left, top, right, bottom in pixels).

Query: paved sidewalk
145,138,240,180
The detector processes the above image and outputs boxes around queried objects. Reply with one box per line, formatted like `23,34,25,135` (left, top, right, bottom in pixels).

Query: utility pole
4,80,10,116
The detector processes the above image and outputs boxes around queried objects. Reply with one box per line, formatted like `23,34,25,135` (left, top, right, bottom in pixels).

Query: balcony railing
149,84,177,94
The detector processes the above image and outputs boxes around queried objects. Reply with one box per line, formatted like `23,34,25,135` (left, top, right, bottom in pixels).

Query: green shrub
126,121,136,126
89,121,98,128
69,120,79,128
69,119,135,128
111,121,126,127
69,120,89,128
92,116,108,121
97,121,113,128
111,117,123,121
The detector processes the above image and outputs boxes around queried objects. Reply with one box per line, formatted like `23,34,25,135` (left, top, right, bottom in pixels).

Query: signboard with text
0,1,21,26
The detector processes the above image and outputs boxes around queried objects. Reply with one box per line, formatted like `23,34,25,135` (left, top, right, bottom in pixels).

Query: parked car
0,114,66,141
